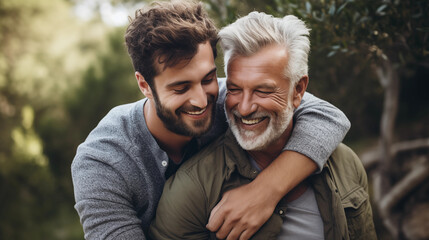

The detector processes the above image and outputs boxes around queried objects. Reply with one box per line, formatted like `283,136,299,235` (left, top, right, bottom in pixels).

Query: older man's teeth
241,118,263,125
186,108,206,115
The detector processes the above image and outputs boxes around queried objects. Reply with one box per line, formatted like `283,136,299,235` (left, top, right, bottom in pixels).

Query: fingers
208,194,239,239
213,207,245,239
207,185,271,240
216,220,234,239
219,221,258,240
238,228,256,240
227,218,260,240
225,225,243,240
206,197,226,232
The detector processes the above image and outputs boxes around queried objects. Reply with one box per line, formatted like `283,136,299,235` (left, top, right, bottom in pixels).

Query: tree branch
360,138,429,169
376,160,429,238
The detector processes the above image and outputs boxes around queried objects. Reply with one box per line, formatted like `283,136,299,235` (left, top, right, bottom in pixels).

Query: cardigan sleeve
283,92,351,172
72,155,146,240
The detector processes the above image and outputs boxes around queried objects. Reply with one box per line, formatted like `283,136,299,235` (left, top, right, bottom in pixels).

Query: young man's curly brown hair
125,0,218,89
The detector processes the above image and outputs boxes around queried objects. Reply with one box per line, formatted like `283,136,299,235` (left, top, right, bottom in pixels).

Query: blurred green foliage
0,0,139,239
0,0,428,239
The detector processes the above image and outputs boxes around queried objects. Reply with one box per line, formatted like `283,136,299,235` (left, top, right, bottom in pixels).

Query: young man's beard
152,91,216,137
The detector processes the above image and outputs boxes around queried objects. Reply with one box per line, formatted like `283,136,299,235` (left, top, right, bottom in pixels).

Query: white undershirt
278,186,324,240
249,156,324,239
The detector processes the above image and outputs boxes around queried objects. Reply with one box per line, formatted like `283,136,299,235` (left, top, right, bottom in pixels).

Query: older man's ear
292,76,309,109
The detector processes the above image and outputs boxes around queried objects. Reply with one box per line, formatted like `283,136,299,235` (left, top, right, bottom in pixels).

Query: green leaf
332,45,341,50
328,3,336,16
353,12,361,22
337,2,348,14
376,4,388,16
411,7,423,18
416,27,429,32
306,1,312,14
357,16,370,24
312,11,325,22
327,51,337,57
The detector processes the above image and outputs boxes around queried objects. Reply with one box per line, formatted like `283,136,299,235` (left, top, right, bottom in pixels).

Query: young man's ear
292,75,309,109
135,72,154,99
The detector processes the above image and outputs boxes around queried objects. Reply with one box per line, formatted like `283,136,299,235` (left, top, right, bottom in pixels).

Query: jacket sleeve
351,148,378,240
284,92,351,172
149,170,210,240
72,155,146,240
333,144,378,240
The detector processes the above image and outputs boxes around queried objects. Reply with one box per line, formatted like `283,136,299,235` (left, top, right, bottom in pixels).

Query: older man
149,12,376,240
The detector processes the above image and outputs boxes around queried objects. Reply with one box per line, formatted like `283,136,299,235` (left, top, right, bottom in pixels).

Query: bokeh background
0,0,428,239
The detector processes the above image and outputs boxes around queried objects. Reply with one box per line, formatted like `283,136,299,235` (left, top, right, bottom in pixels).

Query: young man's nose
189,85,208,108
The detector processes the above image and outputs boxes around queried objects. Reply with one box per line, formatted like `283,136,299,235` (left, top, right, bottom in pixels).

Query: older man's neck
248,127,292,170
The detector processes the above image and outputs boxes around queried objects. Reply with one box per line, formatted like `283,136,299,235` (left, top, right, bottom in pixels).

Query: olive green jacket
149,130,377,240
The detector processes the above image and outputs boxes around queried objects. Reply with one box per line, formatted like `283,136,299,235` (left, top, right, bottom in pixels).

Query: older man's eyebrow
226,81,239,87
255,83,277,90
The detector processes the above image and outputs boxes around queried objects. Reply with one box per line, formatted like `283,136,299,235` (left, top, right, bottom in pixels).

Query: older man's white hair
219,12,310,85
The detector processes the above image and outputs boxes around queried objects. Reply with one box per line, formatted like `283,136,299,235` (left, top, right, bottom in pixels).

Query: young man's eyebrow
204,68,217,78
166,67,217,88
166,80,191,88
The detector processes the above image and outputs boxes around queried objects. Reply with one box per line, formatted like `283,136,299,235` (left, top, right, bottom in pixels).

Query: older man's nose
237,94,257,117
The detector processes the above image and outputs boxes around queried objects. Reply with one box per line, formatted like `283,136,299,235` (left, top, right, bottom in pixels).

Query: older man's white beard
226,103,295,151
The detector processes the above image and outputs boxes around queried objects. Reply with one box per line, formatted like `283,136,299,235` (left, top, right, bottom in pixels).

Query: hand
206,182,277,240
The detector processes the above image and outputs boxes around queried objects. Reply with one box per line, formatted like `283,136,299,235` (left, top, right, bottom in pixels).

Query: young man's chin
182,117,213,137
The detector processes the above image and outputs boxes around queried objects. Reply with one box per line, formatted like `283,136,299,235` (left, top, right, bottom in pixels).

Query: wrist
252,151,317,202
251,170,288,203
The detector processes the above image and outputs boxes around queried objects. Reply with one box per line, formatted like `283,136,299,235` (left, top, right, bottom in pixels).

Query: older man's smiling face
225,44,296,150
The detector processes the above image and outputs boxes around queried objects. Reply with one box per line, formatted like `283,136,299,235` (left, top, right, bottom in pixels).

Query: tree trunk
373,59,400,238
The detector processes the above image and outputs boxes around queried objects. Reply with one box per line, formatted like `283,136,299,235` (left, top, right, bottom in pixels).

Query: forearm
72,158,146,239
75,199,146,239
251,151,317,201
253,92,348,199
285,92,350,171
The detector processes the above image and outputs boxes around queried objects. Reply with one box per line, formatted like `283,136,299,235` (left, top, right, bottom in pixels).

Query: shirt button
161,160,168,167
279,210,284,215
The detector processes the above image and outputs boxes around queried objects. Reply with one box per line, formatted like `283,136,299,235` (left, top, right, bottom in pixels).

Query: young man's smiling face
150,41,218,137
